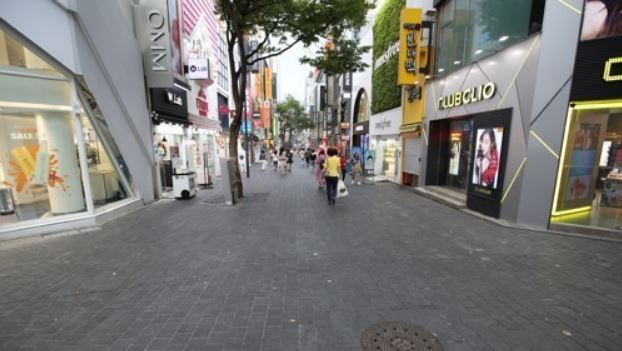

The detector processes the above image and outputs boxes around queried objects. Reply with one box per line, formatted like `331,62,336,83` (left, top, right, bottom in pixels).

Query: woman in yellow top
324,148,341,205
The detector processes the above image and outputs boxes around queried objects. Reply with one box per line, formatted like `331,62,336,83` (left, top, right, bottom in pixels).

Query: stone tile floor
0,164,620,351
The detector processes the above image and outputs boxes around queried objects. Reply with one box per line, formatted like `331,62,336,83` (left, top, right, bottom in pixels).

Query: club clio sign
437,82,496,110
133,0,174,88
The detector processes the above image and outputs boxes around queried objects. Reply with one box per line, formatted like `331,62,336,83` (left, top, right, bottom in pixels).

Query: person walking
340,152,348,181
272,150,279,171
260,150,268,171
315,149,326,190
351,152,362,185
304,149,311,168
278,148,288,176
286,149,294,173
310,150,317,172
324,148,341,205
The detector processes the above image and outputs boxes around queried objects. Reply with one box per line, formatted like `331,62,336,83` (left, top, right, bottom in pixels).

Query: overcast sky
275,42,318,104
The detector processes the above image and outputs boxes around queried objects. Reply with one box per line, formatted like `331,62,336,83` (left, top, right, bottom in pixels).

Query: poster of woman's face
448,141,461,176
472,128,504,189
581,0,622,41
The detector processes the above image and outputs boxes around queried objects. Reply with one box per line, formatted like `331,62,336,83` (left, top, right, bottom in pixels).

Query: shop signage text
375,119,392,130
437,82,496,110
375,41,399,70
134,0,174,87
398,8,422,84
188,58,209,80
148,10,167,71
166,90,184,106
603,56,622,82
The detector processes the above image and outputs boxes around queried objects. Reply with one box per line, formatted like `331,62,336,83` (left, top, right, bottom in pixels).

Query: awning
400,122,422,135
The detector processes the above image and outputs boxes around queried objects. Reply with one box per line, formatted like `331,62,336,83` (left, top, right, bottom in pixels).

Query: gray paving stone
0,164,621,350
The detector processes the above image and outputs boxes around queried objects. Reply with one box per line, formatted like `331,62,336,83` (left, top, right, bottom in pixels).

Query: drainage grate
361,321,443,351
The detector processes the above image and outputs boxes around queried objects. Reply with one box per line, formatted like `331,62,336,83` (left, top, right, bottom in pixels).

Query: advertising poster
168,0,183,76
581,0,622,41
565,123,600,200
448,139,461,176
472,127,504,191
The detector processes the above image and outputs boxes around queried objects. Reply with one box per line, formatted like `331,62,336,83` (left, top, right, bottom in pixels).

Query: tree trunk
226,33,249,198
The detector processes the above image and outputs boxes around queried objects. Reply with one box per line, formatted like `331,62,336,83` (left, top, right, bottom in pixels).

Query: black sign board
571,37,622,101
466,108,512,218
342,73,353,92
151,86,188,123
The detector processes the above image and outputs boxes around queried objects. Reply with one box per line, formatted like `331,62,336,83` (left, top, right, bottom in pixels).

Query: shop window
77,81,133,186
435,0,544,76
79,105,130,207
0,29,86,224
552,104,622,231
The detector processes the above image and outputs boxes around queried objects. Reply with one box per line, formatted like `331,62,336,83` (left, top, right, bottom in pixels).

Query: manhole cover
361,321,443,351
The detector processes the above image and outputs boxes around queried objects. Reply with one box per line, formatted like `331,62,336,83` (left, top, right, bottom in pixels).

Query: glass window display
0,28,134,231
0,29,86,224
80,111,129,207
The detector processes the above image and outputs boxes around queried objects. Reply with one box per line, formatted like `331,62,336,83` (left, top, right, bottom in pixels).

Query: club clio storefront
550,27,622,234
422,33,542,219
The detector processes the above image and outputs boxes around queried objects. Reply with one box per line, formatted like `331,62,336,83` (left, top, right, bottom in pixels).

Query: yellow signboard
265,67,273,100
397,8,422,85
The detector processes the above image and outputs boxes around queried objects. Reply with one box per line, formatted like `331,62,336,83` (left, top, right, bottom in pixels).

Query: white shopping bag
337,179,349,198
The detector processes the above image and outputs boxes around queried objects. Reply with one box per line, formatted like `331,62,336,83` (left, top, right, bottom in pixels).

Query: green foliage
275,96,313,132
371,0,403,114
299,38,371,76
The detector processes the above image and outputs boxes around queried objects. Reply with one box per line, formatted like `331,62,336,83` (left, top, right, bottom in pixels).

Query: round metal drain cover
361,321,443,351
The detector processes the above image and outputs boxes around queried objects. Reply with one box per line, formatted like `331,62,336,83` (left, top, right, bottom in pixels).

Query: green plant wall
372,0,403,114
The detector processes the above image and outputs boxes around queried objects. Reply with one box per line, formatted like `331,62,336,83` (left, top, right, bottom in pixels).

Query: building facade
0,1,155,239
419,0,622,237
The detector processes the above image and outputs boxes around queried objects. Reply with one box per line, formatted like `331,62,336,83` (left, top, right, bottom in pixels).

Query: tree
215,0,374,197
275,96,314,145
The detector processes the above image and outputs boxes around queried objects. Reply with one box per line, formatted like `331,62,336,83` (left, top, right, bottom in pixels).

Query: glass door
446,118,473,191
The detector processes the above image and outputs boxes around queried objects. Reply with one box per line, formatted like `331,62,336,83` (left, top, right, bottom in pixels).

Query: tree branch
247,37,304,65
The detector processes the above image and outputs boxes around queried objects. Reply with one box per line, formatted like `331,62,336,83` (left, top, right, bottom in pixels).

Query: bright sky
275,42,318,103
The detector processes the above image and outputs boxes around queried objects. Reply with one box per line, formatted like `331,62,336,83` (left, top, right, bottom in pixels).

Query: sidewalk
0,164,621,351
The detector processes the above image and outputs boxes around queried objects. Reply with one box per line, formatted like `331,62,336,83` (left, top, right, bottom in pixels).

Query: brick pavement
0,163,621,351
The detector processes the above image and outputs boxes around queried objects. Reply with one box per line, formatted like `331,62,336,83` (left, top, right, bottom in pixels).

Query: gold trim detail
501,156,527,204
557,0,582,15
497,37,540,109
530,130,560,159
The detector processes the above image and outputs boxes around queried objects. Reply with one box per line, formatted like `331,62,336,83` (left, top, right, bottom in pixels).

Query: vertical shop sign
133,0,174,87
397,8,422,85
265,67,273,100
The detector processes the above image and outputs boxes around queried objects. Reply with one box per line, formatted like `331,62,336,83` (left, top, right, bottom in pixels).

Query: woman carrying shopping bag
323,148,341,205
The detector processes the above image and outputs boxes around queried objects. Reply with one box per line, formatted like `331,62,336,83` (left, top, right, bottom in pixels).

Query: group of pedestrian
266,147,294,176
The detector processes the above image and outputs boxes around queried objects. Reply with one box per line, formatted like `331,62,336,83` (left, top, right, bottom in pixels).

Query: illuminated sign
603,57,622,82
437,82,496,110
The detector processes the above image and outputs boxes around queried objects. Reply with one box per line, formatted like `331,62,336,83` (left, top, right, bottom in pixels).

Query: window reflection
435,0,544,75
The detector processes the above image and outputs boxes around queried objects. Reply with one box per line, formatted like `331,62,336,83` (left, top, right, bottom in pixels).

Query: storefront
369,109,402,183
0,11,149,239
423,33,542,219
151,86,190,191
550,31,622,232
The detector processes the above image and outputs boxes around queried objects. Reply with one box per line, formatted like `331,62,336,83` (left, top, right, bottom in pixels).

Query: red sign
196,98,208,117
219,105,229,114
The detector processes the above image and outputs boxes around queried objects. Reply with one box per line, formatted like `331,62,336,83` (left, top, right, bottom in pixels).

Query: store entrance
552,104,622,233
446,118,473,192
426,117,473,193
